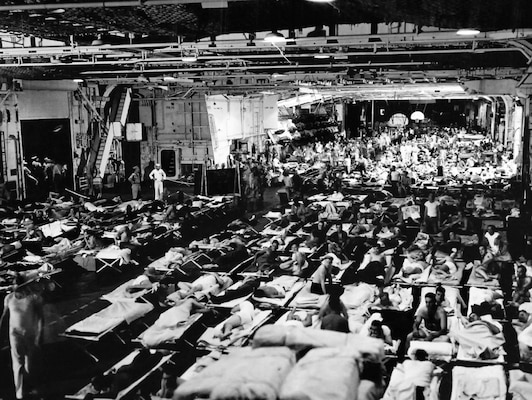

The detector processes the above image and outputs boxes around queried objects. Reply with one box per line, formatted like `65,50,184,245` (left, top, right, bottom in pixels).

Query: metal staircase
77,88,108,179
77,86,131,184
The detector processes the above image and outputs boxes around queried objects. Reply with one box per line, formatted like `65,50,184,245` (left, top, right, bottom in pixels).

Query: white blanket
66,301,153,335
450,365,506,400
383,360,436,400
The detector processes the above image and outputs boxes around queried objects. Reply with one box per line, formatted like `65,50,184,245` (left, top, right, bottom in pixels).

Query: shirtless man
472,245,499,283
22,218,44,242
406,292,449,351
513,265,532,305
310,255,334,294
0,275,44,400
253,240,280,273
279,243,308,276
217,301,255,341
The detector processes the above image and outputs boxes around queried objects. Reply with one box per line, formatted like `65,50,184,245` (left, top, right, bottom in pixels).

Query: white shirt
424,200,440,218
149,168,166,181
485,231,500,253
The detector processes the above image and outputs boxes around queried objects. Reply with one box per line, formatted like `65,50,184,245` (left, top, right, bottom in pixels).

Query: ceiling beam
0,0,248,11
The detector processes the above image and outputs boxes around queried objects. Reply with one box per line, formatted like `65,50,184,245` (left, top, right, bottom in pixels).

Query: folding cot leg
113,332,127,345
81,346,99,363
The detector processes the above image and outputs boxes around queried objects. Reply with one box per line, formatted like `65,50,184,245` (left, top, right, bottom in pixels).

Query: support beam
522,96,531,211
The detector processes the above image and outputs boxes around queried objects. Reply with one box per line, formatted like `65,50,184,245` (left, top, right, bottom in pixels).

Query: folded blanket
518,324,532,347
175,347,295,400
383,360,435,400
280,347,360,400
252,325,383,362
289,283,328,309
450,365,506,400
510,370,532,400
341,283,376,309
383,285,413,311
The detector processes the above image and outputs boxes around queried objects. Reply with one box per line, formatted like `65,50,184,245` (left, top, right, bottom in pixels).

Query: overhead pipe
0,46,524,69
0,43,521,60
78,61,433,75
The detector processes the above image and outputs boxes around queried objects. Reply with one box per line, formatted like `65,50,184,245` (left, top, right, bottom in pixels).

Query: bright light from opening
73,79,84,83
456,28,480,36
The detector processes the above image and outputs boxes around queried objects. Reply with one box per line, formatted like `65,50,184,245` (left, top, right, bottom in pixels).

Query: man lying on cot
252,240,280,273
425,246,459,281
214,301,256,341
165,273,233,304
279,242,308,276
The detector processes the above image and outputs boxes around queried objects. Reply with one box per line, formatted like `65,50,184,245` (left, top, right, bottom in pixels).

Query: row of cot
61,208,518,400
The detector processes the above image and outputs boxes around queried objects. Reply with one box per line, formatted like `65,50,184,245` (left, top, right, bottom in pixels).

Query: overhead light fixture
29,13,42,18
163,76,176,81
91,35,104,46
314,47,331,59
264,31,286,43
45,16,56,21
73,78,84,83
181,55,198,62
181,47,199,62
51,8,66,14
456,28,480,36
410,111,425,121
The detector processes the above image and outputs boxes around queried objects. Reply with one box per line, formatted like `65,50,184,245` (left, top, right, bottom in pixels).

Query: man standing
149,163,166,201
423,192,440,234
128,166,142,200
1,275,44,400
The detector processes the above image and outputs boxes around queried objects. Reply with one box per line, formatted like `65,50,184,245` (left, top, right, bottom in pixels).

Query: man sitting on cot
406,292,449,351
